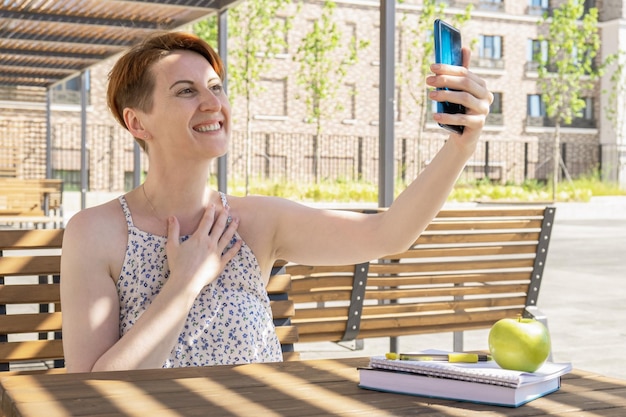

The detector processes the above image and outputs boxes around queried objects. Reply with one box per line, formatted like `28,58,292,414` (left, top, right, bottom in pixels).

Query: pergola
0,0,396,208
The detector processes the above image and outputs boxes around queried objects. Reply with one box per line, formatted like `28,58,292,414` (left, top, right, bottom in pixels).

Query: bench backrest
0,229,299,372
0,229,64,371
285,206,556,346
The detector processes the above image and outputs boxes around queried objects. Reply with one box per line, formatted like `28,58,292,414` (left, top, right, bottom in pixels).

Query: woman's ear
123,108,150,140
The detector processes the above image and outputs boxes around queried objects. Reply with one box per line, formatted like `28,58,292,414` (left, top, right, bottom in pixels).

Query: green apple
488,317,551,372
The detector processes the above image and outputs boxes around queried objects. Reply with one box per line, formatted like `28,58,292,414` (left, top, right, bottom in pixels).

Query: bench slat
368,258,535,274
290,271,532,293
436,208,547,218
0,284,60,304
367,271,532,286
0,340,64,362
382,244,538,259
266,273,292,293
0,256,61,276
0,229,63,250
425,219,542,231
0,312,62,334
275,326,299,345
365,283,531,300
270,300,295,319
416,231,541,245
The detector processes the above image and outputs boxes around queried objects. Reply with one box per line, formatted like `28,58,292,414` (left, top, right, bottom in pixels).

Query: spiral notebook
360,350,572,407
368,350,572,389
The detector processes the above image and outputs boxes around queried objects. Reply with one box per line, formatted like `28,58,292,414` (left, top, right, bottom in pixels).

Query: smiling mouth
194,122,221,132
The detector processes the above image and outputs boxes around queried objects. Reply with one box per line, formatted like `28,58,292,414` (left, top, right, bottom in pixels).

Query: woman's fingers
426,47,493,134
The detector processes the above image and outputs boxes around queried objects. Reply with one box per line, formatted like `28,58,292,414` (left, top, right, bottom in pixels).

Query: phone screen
434,19,464,134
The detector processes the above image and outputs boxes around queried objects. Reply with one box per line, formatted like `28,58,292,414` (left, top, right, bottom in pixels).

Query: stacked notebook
358,350,572,407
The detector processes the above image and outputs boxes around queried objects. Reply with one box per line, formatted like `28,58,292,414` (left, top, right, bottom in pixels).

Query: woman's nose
199,89,221,111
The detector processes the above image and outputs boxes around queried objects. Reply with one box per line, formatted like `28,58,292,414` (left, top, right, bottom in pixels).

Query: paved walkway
296,197,626,380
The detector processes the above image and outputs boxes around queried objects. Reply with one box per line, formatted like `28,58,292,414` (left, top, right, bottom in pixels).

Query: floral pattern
116,194,282,367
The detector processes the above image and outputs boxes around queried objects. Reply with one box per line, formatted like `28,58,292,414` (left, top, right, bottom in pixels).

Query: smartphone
433,19,465,134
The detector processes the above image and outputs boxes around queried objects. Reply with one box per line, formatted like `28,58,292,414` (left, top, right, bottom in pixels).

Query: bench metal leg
453,331,464,352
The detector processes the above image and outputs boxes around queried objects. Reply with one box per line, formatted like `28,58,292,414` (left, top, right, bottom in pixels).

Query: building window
474,35,504,69
341,83,357,123
52,72,90,105
583,0,595,14
480,36,502,59
528,0,549,15
527,94,545,126
567,97,595,128
487,92,503,125
526,39,548,72
581,97,594,120
527,94,545,117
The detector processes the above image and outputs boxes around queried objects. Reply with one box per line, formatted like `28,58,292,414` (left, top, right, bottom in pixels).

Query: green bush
222,175,625,203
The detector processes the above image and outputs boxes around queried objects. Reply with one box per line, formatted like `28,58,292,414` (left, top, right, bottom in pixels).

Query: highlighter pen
385,352,492,363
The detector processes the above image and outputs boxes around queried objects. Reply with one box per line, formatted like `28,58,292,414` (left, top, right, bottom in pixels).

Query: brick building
1,0,625,192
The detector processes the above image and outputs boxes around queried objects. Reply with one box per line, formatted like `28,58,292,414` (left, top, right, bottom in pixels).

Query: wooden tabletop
1,358,625,416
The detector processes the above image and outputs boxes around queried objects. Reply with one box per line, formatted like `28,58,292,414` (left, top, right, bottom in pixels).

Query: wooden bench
0,229,299,374
0,179,64,228
281,206,556,353
0,229,64,373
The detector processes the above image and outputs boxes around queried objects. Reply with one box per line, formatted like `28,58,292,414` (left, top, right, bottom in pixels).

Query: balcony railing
526,5,551,17
471,57,505,70
486,113,504,126
525,61,558,73
527,116,596,129
438,0,504,12
478,0,504,12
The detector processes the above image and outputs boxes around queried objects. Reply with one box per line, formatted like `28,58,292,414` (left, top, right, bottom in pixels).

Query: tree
603,50,626,182
537,0,601,200
397,1,472,179
293,0,368,183
194,0,293,194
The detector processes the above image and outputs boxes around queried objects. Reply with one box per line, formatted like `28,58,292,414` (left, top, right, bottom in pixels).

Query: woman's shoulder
63,197,127,248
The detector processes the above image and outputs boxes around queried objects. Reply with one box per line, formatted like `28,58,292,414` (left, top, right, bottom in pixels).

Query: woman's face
138,49,231,161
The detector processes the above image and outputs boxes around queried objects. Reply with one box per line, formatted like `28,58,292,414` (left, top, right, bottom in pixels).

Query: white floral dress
116,193,283,367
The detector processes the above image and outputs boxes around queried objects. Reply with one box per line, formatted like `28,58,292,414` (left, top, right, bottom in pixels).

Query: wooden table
1,358,625,416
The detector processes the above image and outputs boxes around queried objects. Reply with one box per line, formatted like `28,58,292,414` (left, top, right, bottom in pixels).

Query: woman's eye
178,88,194,95
210,84,223,93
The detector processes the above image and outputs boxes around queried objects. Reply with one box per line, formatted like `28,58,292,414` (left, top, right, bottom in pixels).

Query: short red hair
107,31,224,150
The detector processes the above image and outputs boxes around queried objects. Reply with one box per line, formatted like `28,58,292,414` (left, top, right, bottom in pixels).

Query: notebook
359,350,572,407
358,367,562,407
368,353,572,389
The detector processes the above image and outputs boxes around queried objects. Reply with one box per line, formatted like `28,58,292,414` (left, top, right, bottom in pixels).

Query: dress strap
219,192,230,209
219,192,233,226
118,195,135,227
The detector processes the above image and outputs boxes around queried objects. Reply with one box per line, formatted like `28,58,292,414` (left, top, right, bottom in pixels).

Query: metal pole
133,142,141,188
45,90,52,179
378,0,395,209
217,9,229,193
380,0,396,355
80,71,88,210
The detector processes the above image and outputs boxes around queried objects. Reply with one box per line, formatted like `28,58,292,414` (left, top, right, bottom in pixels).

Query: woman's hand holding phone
430,19,493,143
